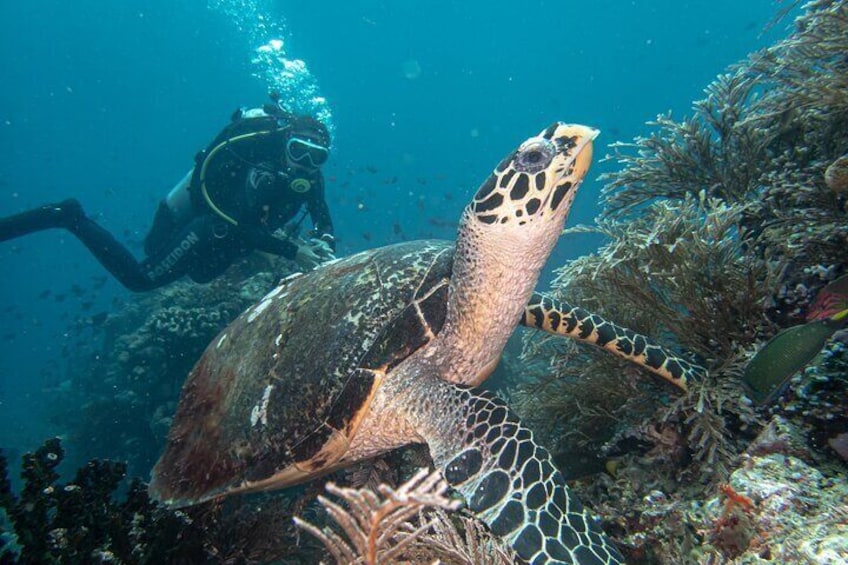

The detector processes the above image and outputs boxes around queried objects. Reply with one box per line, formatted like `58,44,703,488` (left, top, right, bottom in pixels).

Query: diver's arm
240,225,299,259
306,172,335,250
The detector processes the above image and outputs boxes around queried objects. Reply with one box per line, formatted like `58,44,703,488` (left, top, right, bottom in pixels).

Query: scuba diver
0,97,336,292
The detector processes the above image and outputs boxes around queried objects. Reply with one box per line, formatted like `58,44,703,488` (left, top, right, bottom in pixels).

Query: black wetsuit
0,162,333,292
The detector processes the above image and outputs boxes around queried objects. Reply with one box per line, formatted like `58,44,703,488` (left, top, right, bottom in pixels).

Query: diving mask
286,137,329,168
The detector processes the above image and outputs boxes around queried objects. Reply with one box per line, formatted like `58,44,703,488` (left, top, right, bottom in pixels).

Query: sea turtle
150,123,698,564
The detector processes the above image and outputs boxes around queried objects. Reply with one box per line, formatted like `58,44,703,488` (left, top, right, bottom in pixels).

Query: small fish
743,316,845,404
90,312,109,326
38,289,52,299
365,165,378,174
428,217,457,228
362,232,372,241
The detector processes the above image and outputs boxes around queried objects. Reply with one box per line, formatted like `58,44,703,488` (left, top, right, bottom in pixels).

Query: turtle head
430,123,597,387
470,122,598,233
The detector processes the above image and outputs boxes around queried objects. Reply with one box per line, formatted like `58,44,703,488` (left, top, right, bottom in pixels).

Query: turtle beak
537,122,599,216
549,123,599,187
567,125,599,179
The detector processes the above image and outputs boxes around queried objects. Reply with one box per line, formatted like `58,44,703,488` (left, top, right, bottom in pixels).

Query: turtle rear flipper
523,291,706,391
401,375,624,565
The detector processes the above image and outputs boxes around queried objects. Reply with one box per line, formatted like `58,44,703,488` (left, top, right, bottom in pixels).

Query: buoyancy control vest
189,106,293,226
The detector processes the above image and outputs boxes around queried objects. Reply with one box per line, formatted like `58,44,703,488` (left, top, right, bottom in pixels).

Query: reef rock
704,453,848,564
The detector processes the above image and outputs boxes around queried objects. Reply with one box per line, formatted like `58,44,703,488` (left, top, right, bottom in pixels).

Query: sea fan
293,468,463,565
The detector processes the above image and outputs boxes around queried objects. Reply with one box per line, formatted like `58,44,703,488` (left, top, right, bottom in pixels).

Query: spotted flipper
400,374,624,565
523,292,706,391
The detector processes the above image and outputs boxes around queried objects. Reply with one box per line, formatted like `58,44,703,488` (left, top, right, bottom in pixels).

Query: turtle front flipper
400,375,624,565
524,292,706,391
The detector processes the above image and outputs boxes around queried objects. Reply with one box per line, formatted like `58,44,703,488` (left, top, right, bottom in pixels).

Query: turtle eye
514,138,556,174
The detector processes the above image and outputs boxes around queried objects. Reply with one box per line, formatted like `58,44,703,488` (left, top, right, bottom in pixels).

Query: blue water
0,1,790,455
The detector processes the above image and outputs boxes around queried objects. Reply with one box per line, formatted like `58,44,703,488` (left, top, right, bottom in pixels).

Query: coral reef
12,3,845,564
702,453,847,563
565,414,847,564
600,1,848,325
510,1,847,561
0,443,520,565
0,439,320,564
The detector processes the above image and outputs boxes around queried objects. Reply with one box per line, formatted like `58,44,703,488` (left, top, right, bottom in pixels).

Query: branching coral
295,468,515,565
603,1,848,219
401,508,516,565
559,193,773,363
513,3,847,559
294,468,461,564
515,193,767,478
602,73,770,213
599,3,848,326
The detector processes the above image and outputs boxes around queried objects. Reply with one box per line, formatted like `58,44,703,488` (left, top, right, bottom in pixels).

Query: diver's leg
65,211,162,292
0,199,82,242
1,199,221,292
77,212,219,292
0,200,161,291
522,291,705,391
